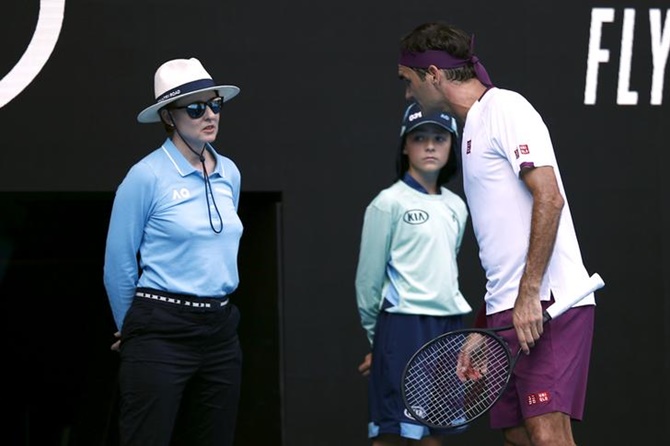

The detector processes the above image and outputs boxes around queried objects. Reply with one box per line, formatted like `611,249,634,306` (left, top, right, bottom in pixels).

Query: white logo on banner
584,7,670,105
0,0,66,108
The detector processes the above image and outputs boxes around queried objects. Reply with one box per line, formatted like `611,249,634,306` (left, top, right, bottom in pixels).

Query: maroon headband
399,39,493,87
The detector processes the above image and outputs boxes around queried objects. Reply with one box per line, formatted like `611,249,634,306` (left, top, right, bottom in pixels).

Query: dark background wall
1,0,669,445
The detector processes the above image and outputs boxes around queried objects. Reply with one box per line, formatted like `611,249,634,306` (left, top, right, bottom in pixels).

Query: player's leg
502,425,532,446
416,435,443,445
524,411,575,446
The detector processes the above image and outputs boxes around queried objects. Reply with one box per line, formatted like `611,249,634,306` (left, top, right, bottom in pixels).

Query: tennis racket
401,272,605,429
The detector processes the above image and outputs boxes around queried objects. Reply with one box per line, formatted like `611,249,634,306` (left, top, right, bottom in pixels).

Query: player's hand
358,353,372,377
513,291,543,355
457,333,487,381
111,331,121,352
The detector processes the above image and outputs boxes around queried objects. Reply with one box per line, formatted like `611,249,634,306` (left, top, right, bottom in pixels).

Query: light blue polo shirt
103,138,243,331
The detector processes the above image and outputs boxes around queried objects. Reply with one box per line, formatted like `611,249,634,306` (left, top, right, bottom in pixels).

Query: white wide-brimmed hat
137,57,240,123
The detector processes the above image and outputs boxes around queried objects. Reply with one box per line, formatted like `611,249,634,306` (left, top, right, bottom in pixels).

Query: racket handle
544,273,604,321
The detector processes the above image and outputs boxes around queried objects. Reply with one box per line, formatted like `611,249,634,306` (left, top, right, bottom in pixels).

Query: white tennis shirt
462,88,595,315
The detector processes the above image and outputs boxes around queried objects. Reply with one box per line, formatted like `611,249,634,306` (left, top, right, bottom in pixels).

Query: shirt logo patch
526,391,551,406
466,139,472,154
403,209,429,225
519,144,530,155
404,406,425,420
172,188,191,200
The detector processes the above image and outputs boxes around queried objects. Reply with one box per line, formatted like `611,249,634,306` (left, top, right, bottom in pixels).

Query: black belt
135,288,229,309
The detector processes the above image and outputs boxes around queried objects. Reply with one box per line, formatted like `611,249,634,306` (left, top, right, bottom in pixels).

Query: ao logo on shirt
403,209,429,225
0,0,66,108
172,188,191,199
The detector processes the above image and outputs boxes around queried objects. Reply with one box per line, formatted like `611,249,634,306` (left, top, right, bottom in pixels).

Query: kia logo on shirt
403,210,429,224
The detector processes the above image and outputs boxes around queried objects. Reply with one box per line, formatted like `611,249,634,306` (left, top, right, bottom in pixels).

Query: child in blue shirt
355,102,471,445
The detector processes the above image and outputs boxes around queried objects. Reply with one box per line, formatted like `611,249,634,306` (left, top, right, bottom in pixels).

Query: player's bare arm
516,165,564,354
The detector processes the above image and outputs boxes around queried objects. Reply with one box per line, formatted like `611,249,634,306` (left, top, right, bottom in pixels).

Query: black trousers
118,291,242,446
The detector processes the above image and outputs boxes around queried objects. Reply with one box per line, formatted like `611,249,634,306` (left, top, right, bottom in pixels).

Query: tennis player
397,22,596,446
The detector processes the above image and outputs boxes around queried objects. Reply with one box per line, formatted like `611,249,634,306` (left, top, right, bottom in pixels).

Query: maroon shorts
486,302,595,429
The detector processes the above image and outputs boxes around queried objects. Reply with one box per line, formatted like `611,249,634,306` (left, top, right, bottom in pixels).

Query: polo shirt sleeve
103,162,156,331
491,93,556,177
355,199,393,347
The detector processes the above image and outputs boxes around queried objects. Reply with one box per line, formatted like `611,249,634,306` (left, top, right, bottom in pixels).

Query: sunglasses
172,96,224,119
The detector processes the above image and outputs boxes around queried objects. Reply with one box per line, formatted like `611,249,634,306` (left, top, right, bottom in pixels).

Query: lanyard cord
200,155,223,233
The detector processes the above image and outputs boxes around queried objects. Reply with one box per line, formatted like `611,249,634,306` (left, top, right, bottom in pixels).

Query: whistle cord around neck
171,120,223,233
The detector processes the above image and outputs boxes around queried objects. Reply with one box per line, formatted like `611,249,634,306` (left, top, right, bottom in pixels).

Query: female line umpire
104,57,244,446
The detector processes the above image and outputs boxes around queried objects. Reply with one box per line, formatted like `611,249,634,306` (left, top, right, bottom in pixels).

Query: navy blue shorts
368,308,466,440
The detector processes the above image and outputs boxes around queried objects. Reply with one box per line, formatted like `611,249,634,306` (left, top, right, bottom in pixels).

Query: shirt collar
402,172,434,194
161,138,223,177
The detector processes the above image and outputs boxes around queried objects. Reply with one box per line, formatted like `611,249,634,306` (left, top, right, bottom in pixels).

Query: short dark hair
400,22,477,82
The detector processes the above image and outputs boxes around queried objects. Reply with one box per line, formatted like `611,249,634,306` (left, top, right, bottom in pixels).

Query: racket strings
403,332,511,428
